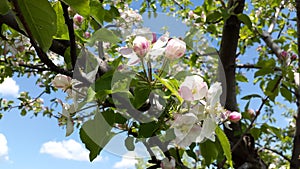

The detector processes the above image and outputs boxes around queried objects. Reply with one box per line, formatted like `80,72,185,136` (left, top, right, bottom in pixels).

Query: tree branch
290,0,300,168
0,12,70,56
256,143,291,163
11,0,72,77
61,1,77,69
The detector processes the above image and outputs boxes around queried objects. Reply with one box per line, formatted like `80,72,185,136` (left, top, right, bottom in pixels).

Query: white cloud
0,77,19,97
40,139,102,162
0,133,9,161
113,152,138,169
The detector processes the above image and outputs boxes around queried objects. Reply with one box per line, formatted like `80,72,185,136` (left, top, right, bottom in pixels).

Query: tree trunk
290,0,300,168
219,0,265,168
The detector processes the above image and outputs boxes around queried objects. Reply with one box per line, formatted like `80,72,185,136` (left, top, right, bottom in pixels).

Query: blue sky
0,1,296,169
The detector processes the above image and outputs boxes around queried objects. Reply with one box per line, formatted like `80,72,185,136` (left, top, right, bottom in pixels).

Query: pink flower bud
291,54,297,61
52,74,72,90
247,109,255,119
84,32,91,38
152,33,157,43
132,36,150,58
228,111,242,123
280,51,288,59
73,14,84,25
165,38,186,59
160,157,175,169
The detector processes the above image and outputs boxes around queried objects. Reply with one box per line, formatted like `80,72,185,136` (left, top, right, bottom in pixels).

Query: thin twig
256,143,291,163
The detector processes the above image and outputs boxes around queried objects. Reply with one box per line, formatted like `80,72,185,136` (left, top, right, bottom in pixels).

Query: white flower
165,38,186,59
52,74,72,91
295,72,299,87
172,113,200,147
179,75,208,101
206,82,222,107
196,117,217,143
160,157,176,169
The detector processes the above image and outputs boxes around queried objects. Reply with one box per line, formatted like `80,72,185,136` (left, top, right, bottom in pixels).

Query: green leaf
236,73,248,82
65,118,74,136
0,0,10,15
237,14,252,29
21,109,27,116
80,111,115,161
86,87,96,102
132,86,151,109
138,121,158,138
200,140,219,165
17,0,57,52
280,86,292,102
62,0,90,17
206,11,222,23
241,94,262,100
88,28,120,46
250,128,261,140
104,6,120,22
102,109,127,126
52,1,69,40
154,75,183,103
215,126,233,167
125,136,135,151
90,0,105,25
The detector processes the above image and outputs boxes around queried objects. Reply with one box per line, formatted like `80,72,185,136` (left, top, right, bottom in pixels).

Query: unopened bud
280,51,288,59
291,54,297,61
73,14,84,25
228,111,242,123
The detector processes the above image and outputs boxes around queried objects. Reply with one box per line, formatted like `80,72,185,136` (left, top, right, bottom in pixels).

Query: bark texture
290,0,300,168
219,0,266,168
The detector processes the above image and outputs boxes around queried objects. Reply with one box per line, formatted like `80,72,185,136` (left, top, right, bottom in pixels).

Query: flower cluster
119,31,186,66
172,75,242,147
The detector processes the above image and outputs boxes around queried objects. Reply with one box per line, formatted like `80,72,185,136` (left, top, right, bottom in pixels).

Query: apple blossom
179,75,208,101
73,14,84,25
172,113,200,147
165,38,186,59
160,157,176,169
206,82,222,107
228,111,242,123
52,74,72,91
132,36,150,58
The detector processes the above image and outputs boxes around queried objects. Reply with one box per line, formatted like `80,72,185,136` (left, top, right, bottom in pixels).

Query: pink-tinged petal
179,86,193,101
119,47,134,57
152,33,169,49
127,55,140,66
228,111,242,123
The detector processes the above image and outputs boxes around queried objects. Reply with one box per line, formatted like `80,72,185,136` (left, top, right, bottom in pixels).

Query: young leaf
125,136,135,151
88,28,120,46
200,140,219,165
215,126,233,167
154,75,183,103
61,0,90,17
17,0,57,52
237,14,252,29
80,111,115,161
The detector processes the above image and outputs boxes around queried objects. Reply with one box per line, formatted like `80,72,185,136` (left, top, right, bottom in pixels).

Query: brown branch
0,12,70,56
256,143,291,163
0,59,51,72
11,0,72,77
61,1,77,69
236,63,281,71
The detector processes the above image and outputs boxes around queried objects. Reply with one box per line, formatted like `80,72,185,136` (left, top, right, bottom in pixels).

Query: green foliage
0,0,10,15
88,28,120,46
62,0,90,17
80,111,115,161
215,126,233,167
17,0,57,52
